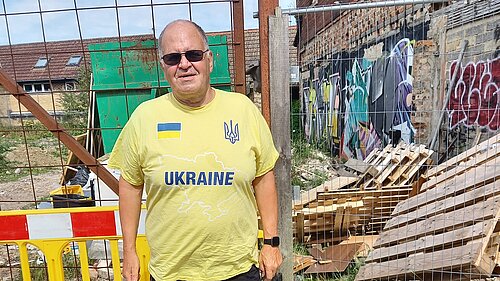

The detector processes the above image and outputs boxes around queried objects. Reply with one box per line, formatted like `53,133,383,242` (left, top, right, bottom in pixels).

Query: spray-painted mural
301,38,416,160
447,57,500,131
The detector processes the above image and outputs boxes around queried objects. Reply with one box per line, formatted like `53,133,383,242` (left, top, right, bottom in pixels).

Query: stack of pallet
353,142,434,190
356,133,500,280
293,142,434,244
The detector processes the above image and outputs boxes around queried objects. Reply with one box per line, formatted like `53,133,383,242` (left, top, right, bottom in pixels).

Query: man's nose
178,54,191,69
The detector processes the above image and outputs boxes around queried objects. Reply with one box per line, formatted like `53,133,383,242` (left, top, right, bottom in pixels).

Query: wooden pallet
293,187,412,243
356,156,500,281
420,133,500,193
354,142,434,190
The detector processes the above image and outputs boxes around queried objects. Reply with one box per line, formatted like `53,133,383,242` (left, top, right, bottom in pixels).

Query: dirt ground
1,139,64,211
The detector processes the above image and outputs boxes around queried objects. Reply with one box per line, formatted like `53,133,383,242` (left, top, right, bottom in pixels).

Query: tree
59,66,91,134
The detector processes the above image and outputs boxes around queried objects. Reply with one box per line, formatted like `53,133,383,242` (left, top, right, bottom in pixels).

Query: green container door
89,36,231,153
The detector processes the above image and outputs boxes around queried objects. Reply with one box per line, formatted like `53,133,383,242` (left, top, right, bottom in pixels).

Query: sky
0,0,296,45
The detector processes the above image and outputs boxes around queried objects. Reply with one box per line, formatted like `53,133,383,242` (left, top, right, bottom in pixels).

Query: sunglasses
161,49,209,66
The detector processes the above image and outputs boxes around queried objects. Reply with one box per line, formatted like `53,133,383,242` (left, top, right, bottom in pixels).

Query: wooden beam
0,68,119,195
269,8,292,281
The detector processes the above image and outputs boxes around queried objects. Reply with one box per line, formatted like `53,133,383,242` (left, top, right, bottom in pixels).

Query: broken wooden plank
306,243,365,274
294,255,316,273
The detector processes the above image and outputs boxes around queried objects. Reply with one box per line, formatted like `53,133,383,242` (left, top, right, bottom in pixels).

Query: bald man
109,20,282,281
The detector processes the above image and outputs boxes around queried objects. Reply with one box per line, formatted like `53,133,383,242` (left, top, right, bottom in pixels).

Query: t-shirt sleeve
107,115,144,186
252,105,279,177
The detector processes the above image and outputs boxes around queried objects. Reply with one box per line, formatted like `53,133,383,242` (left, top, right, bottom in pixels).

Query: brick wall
445,14,499,62
298,0,499,145
298,4,431,65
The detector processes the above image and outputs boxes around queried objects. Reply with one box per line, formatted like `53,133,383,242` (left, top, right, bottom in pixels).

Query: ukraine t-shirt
108,89,279,280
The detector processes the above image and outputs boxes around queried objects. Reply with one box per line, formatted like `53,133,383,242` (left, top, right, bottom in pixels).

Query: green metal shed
88,36,231,153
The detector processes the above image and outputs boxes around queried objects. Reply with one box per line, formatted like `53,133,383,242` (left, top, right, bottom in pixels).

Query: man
108,20,282,281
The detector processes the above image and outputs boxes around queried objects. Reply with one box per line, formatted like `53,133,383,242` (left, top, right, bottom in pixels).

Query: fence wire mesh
0,1,245,280
290,0,499,280
0,0,499,280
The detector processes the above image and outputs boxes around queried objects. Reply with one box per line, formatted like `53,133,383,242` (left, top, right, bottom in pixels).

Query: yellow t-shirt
108,89,279,281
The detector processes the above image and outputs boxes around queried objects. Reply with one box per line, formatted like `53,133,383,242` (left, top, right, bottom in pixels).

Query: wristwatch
263,236,280,247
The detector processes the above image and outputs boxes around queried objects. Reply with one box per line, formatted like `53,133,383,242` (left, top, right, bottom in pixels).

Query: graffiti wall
301,38,416,160
447,57,500,131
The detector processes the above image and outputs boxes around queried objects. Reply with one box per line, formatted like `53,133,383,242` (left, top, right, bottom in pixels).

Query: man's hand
259,245,282,281
122,250,140,281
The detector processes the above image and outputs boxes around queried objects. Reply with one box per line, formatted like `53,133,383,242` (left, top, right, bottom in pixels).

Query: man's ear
208,50,214,72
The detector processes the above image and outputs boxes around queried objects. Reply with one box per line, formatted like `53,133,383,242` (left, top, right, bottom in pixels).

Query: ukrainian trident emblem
224,120,240,144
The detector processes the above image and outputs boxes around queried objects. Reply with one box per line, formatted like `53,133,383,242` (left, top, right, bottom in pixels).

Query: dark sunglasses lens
185,50,204,62
163,54,181,65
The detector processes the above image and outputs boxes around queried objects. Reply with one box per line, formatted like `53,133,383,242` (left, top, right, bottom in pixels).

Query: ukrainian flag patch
157,122,181,139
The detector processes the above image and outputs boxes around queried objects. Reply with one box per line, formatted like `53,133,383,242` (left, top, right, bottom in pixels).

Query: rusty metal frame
258,0,279,126
0,69,119,195
231,0,246,95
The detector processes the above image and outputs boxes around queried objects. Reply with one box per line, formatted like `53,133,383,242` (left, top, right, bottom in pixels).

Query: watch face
271,236,280,246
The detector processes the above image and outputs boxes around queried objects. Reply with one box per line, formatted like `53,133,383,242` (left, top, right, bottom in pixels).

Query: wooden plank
421,142,500,192
296,176,358,207
385,181,500,230
399,154,432,185
393,156,500,216
269,13,293,279
293,255,316,273
306,243,365,273
477,233,500,275
374,196,500,248
333,207,344,236
296,213,305,243
365,220,493,264
425,133,500,179
342,206,352,233
295,201,363,218
59,133,87,185
387,155,413,183
356,241,485,280
344,158,370,174
319,188,412,200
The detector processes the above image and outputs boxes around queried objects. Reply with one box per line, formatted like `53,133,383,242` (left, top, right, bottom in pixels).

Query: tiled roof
0,27,298,83
0,35,154,82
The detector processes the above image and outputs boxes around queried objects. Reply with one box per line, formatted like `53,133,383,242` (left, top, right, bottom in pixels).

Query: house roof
0,35,154,83
0,26,298,84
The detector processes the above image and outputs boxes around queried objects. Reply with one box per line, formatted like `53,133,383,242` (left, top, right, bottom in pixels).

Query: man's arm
253,170,282,281
119,176,144,281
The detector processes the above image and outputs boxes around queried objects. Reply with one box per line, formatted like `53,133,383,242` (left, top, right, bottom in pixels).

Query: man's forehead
161,23,204,48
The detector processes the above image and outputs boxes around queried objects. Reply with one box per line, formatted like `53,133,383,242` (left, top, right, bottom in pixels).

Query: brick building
295,0,499,159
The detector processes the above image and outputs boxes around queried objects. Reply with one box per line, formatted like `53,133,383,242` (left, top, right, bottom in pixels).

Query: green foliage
0,136,11,170
293,243,310,256
291,137,329,190
59,66,91,135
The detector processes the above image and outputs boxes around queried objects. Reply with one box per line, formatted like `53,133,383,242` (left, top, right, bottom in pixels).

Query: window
66,55,82,66
22,83,51,92
34,57,48,68
65,82,75,91
23,84,33,92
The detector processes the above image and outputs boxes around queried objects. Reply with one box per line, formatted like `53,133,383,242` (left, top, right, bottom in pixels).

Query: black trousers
150,265,260,281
